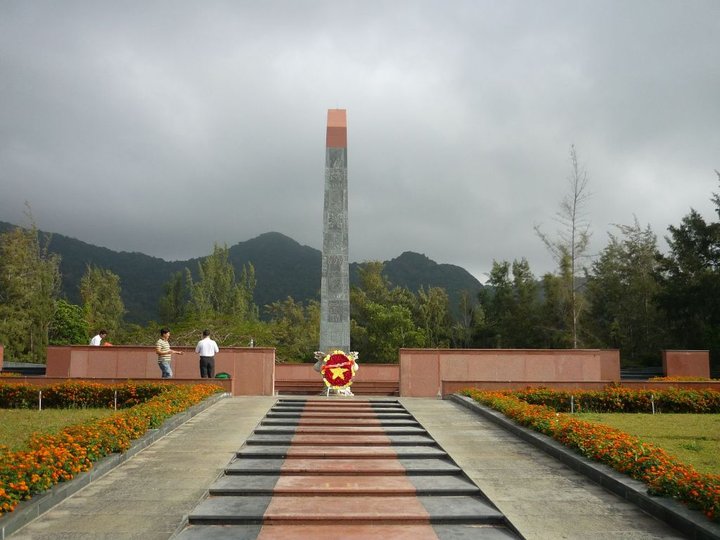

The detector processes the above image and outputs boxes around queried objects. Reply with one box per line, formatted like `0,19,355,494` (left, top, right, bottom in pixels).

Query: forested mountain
377,251,480,313
0,222,483,323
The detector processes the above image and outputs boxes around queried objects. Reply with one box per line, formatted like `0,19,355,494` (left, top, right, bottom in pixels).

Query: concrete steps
175,399,520,539
210,473,482,496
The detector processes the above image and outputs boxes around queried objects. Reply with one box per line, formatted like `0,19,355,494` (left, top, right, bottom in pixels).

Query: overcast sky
1,1,719,283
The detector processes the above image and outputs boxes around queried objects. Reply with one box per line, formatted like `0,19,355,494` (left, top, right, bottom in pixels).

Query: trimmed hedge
0,381,171,409
511,386,720,413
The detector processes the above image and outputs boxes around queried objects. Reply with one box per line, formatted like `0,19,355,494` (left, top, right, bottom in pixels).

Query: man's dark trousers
200,356,215,378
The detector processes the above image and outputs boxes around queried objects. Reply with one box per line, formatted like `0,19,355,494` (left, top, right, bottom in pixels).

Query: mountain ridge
0,221,482,323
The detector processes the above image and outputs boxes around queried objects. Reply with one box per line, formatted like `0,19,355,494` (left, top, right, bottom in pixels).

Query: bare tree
535,145,592,348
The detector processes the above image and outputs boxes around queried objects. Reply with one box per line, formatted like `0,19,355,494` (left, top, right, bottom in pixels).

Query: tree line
1,164,718,369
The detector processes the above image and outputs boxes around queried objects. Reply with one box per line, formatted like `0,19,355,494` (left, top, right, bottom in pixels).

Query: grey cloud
1,0,718,281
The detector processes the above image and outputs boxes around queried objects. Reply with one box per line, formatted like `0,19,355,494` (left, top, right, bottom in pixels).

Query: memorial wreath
319,350,358,391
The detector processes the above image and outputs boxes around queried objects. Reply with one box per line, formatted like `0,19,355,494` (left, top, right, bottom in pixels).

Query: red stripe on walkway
256,523,440,539
284,445,400,458
272,474,421,495
263,494,430,523
279,458,408,475
296,417,383,425
263,399,437,537
289,434,394,446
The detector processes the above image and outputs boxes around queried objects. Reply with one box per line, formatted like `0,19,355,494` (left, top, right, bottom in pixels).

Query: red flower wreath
320,350,356,390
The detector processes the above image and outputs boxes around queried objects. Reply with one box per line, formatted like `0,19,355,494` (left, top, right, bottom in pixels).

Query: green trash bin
215,372,230,379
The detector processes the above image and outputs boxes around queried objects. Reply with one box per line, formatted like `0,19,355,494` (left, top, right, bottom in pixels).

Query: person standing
195,329,219,378
90,330,107,346
156,328,183,378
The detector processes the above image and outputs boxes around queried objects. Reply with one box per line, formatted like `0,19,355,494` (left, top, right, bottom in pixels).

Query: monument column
319,109,350,353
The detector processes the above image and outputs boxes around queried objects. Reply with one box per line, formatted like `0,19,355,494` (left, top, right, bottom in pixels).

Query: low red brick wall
274,363,400,394
400,348,621,398
19,347,715,397
45,346,274,396
662,350,710,378
275,363,399,383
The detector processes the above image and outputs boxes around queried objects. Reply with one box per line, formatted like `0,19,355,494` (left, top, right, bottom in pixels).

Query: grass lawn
0,408,118,451
576,413,720,475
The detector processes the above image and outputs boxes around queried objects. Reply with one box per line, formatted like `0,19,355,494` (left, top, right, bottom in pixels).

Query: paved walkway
403,398,686,539
177,398,518,538
7,396,690,539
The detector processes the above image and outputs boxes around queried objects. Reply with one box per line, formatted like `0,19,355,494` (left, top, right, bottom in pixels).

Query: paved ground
8,396,275,540
176,398,518,539
402,398,686,539
8,396,689,539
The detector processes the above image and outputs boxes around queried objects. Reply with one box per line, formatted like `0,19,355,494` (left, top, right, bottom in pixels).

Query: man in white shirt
90,330,107,346
195,329,219,378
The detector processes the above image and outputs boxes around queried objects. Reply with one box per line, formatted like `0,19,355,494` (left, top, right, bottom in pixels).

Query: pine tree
187,244,257,321
585,218,665,365
80,264,126,338
656,172,720,368
0,214,61,362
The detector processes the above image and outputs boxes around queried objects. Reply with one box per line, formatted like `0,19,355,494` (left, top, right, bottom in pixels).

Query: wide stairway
175,398,520,539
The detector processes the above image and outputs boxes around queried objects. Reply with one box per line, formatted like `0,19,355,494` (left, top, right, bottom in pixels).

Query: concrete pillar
319,109,350,353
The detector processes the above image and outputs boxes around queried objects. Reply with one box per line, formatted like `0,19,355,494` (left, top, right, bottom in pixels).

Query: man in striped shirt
156,328,183,378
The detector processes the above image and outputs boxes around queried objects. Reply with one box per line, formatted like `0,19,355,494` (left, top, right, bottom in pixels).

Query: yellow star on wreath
320,350,356,390
329,366,348,380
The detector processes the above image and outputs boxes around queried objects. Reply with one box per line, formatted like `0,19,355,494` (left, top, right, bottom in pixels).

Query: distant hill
227,232,323,311
0,222,483,323
0,220,182,322
377,251,481,314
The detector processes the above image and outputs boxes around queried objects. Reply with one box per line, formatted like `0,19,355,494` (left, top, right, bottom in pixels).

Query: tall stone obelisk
319,109,350,353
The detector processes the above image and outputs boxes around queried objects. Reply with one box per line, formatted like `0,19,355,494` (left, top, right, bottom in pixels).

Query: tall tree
158,271,188,323
0,215,61,362
535,145,592,347
417,286,452,348
187,244,256,321
538,262,574,348
353,261,393,305
265,297,320,362
477,259,542,348
585,218,665,364
350,261,427,362
80,264,125,337
238,262,258,321
509,258,542,347
451,290,484,348
361,302,426,363
477,260,513,347
49,299,89,345
656,172,720,367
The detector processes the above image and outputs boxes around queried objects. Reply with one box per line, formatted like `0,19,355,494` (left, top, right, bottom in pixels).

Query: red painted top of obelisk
326,109,347,148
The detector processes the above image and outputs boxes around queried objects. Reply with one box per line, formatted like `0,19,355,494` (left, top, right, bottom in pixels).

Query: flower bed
509,386,720,413
0,382,223,515
649,376,718,382
461,388,720,522
0,380,175,409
